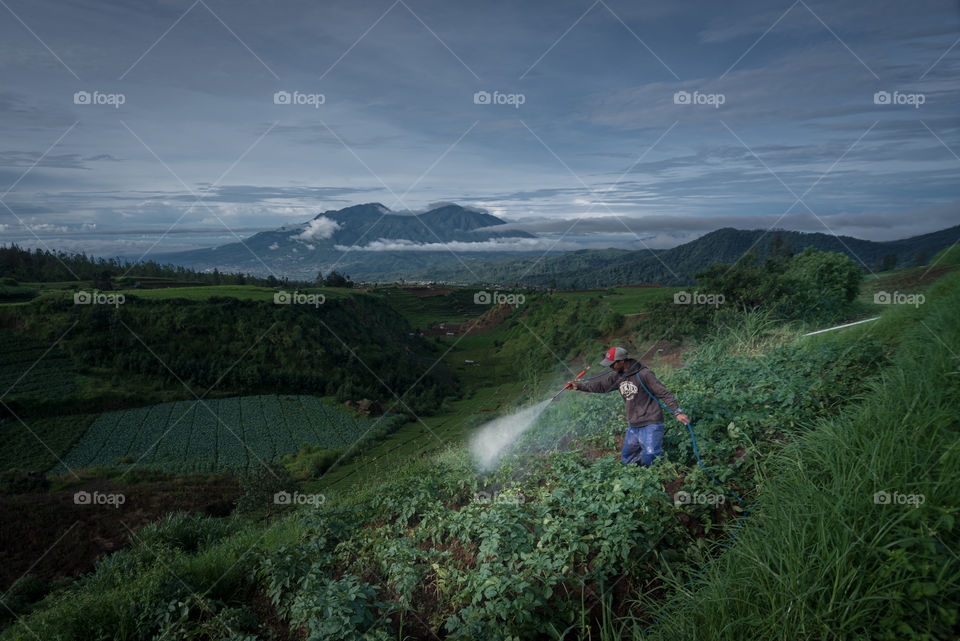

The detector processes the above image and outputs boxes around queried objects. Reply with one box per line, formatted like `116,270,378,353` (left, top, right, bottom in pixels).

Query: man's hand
676,413,690,425
565,381,579,390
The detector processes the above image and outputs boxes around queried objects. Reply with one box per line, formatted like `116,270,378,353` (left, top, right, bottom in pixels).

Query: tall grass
689,306,803,362
1,513,304,640
630,266,960,640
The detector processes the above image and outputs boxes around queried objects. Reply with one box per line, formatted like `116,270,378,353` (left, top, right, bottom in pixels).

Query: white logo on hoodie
619,380,639,401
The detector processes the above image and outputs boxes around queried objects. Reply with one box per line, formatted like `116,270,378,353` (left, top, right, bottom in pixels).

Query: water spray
470,368,590,469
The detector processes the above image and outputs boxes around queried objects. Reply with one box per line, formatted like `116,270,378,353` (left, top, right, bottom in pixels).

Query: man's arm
637,368,681,414
572,371,619,393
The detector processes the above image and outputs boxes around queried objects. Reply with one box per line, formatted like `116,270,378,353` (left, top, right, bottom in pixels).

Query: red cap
600,346,628,367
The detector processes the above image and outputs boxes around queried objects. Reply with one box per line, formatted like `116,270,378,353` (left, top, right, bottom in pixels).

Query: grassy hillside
5,262,954,638
639,247,960,640
1,251,956,639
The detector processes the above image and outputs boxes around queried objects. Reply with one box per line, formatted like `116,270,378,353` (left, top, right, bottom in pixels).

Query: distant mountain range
421,224,960,287
150,203,538,280
149,202,959,286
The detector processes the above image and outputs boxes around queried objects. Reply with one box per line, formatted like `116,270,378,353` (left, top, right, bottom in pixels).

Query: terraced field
0,330,77,399
50,395,380,475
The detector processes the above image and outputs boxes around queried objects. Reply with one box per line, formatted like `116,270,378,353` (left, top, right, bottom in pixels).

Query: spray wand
550,368,587,403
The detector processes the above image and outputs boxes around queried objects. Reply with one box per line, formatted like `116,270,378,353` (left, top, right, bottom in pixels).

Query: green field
0,414,96,473
48,395,383,475
68,284,356,302
0,330,77,399
371,286,482,328
0,279,366,304
554,285,683,314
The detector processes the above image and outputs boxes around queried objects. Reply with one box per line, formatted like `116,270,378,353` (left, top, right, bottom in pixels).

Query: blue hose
576,367,746,502
634,373,745,504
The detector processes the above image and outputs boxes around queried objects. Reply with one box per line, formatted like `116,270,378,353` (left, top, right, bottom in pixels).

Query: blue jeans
622,423,665,466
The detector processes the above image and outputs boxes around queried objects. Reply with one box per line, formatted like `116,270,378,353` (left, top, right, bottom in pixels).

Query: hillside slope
5,275,944,639
645,246,960,640
421,224,960,287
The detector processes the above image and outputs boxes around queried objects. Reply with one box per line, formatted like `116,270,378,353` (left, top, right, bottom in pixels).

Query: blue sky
1,0,958,258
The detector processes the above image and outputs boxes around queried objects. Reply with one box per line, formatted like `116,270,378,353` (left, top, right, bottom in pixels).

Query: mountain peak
314,202,390,219
150,201,537,278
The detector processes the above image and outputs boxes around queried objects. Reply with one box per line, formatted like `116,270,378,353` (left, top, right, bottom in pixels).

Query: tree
767,232,794,263
323,271,350,288
879,253,897,272
94,269,113,291
781,247,862,321
315,271,324,284
914,250,927,267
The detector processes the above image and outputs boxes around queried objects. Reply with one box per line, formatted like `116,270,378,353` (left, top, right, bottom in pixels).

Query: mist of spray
469,399,553,470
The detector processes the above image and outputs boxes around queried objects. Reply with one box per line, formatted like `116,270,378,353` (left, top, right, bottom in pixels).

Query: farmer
567,347,689,466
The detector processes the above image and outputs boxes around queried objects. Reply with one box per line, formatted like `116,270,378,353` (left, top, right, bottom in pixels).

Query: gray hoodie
576,358,681,427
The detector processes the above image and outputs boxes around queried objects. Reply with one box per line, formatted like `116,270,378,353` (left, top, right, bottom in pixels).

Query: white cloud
30,223,70,233
295,216,341,241
335,237,592,252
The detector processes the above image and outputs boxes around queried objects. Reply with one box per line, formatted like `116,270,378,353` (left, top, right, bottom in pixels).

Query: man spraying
568,347,689,466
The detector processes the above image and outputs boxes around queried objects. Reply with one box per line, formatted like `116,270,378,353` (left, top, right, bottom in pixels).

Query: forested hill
2,292,455,417
416,224,960,287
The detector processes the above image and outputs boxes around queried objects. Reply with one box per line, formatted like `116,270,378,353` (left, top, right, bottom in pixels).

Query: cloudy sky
1,0,958,258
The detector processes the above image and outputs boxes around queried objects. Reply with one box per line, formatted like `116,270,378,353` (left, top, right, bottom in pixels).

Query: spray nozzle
552,369,587,402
